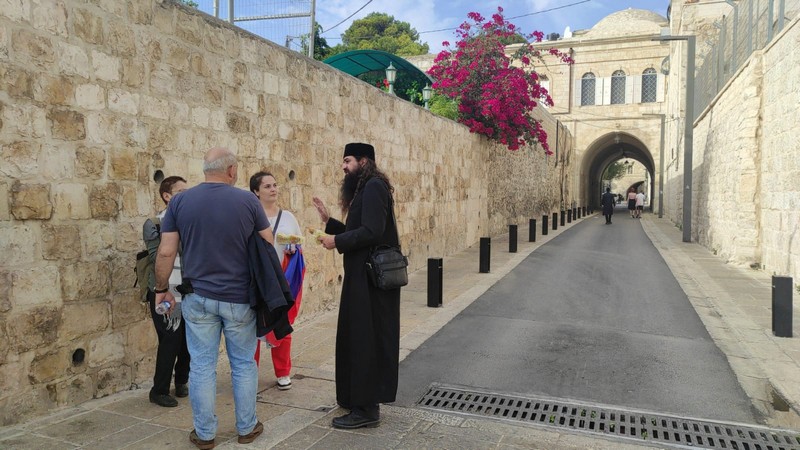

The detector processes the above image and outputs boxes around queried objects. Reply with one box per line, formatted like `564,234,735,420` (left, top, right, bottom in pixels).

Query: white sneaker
277,376,292,390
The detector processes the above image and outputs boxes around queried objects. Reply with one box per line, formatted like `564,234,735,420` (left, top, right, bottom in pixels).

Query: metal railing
694,0,799,119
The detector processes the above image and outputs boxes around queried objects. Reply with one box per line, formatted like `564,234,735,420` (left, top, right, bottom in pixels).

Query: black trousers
147,291,190,395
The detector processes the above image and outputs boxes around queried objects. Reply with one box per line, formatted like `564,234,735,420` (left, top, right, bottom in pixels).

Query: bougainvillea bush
428,8,573,152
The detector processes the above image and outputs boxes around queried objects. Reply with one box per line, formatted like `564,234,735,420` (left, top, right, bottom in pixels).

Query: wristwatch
154,287,169,294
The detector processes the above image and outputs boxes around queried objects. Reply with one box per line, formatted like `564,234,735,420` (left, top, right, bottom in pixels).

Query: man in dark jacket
313,142,401,429
601,187,616,224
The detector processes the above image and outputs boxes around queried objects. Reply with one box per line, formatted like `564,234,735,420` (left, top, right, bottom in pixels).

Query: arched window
641,68,657,103
580,73,595,106
611,70,626,104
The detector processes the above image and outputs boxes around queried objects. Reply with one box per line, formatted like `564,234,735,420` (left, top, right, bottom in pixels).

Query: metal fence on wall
192,0,316,57
694,0,799,119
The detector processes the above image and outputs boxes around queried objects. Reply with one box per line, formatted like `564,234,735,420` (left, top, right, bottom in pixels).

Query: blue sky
194,0,670,54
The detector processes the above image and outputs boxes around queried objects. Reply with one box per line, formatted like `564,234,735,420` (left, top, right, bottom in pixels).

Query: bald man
155,148,273,449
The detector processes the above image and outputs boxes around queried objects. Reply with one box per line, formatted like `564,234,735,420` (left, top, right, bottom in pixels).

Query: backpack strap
271,209,283,238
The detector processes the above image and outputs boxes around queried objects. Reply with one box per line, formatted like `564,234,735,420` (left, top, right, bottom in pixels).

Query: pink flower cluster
427,7,573,152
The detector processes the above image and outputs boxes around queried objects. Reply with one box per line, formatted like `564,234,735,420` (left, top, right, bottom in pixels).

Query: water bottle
155,301,171,315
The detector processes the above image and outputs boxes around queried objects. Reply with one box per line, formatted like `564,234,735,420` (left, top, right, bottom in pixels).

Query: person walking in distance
249,171,305,391
601,187,615,224
312,143,402,430
627,188,637,218
635,190,646,218
143,176,191,408
154,148,273,449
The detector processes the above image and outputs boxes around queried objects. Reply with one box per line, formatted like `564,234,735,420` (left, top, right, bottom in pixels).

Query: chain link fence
192,0,315,55
694,0,799,119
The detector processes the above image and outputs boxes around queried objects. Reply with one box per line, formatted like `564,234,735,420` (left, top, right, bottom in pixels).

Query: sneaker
277,376,292,390
238,421,263,444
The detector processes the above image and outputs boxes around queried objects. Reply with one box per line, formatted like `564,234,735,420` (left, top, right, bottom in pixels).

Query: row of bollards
427,207,592,308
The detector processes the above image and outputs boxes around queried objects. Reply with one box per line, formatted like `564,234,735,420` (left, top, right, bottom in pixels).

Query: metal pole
778,0,786,33
308,0,316,58
214,0,220,18
768,0,775,42
427,258,443,308
748,0,753,54
684,36,695,242
772,276,793,337
719,18,726,85
228,0,234,23
479,238,491,273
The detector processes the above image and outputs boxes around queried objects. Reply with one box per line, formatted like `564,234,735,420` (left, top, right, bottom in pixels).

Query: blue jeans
181,293,258,440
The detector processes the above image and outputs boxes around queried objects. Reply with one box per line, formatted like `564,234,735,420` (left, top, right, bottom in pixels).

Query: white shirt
635,193,646,206
267,210,302,266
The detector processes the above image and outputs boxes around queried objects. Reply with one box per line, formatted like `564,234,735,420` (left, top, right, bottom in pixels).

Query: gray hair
203,151,237,173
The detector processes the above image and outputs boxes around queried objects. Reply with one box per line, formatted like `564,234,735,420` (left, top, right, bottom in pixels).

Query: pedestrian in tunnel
635,190,646,218
627,187,637,218
601,187,615,224
312,142,402,430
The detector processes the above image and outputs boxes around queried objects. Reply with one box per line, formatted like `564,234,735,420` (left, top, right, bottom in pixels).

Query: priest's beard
339,168,361,214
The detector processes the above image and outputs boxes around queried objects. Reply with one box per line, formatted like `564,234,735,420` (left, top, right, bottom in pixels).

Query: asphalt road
396,208,761,424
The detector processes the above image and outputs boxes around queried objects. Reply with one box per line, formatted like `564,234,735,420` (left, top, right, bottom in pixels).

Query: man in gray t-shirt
154,148,272,448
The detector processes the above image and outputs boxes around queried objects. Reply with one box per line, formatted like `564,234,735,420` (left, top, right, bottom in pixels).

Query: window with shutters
611,70,626,104
641,68,657,103
580,73,595,106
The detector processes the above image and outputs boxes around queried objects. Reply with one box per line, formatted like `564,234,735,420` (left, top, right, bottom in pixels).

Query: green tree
340,12,429,56
429,93,459,120
177,0,198,7
602,161,627,181
301,22,332,60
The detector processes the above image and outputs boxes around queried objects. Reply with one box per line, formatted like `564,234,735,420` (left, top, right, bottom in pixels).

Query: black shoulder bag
366,196,408,291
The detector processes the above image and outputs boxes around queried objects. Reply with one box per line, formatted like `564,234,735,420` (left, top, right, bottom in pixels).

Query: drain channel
417,384,800,449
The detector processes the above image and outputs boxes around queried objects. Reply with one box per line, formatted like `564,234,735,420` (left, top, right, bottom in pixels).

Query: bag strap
271,209,283,238
387,196,401,249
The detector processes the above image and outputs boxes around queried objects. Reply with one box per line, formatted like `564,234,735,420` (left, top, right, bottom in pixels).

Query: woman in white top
250,171,303,390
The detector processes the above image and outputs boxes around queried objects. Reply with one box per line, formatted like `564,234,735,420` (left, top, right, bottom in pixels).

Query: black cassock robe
325,177,401,408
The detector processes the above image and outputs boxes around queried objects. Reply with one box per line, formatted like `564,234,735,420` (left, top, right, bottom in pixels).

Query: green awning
323,50,433,85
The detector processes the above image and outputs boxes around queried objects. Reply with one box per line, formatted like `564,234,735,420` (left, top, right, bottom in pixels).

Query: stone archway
580,132,656,210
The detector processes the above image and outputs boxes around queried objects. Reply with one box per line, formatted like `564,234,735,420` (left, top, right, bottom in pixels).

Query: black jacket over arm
246,231,294,339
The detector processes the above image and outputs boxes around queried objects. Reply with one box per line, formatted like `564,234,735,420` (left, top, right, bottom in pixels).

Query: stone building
516,8,671,212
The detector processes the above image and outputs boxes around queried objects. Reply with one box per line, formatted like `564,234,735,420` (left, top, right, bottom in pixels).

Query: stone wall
0,0,572,424
662,6,800,281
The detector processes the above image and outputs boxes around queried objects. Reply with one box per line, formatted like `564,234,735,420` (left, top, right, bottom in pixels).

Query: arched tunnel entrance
581,132,656,211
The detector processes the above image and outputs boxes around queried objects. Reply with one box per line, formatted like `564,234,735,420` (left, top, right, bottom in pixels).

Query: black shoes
149,391,178,407
331,412,380,429
175,383,189,398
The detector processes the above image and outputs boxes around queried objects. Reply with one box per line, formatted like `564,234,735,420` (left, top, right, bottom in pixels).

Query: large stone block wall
759,19,800,281
662,12,800,281
0,0,572,424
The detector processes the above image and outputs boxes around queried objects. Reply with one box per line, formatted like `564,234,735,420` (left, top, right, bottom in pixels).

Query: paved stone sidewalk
4,212,799,448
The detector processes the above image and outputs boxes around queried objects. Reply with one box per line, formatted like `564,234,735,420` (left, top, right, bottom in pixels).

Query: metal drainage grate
417,384,800,450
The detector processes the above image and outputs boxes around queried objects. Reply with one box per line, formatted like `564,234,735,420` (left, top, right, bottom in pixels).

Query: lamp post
652,33,695,243
422,83,432,109
644,113,666,218
385,62,397,95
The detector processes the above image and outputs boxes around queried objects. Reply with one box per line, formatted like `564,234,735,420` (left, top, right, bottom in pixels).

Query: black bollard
578,207,582,219
576,208,580,219
572,207,577,220
427,258,443,308
509,225,517,253
529,219,536,242
552,212,558,231
567,209,572,223
772,276,793,337
479,237,491,273
582,206,586,216
542,215,549,236
560,210,565,227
